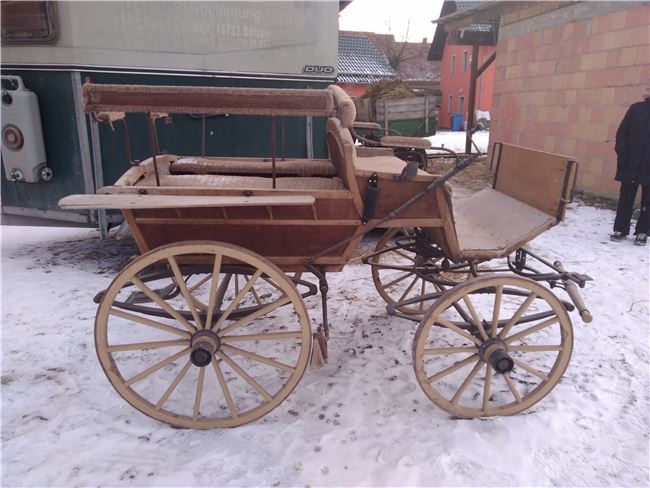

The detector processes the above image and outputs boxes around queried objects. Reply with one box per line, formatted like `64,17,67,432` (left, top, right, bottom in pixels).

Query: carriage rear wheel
95,241,312,428
369,228,467,315
413,275,573,418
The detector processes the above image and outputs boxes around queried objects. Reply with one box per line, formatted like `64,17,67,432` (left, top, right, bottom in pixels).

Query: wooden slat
58,194,315,210
97,185,353,199
82,83,335,117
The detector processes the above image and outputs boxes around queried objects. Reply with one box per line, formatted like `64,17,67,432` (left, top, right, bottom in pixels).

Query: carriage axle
190,329,221,367
479,339,514,374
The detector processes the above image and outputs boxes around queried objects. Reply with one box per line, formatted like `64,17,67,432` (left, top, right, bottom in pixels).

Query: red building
429,2,497,130
437,44,495,129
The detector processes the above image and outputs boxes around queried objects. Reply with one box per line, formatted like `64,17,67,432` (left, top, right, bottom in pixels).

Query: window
462,51,468,73
448,95,453,113
450,55,456,75
1,1,58,44
458,96,465,115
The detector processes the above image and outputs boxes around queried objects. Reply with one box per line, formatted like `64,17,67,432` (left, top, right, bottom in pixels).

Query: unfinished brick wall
489,2,650,197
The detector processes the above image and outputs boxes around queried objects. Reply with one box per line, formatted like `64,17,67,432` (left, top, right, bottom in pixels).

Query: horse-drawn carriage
59,83,591,428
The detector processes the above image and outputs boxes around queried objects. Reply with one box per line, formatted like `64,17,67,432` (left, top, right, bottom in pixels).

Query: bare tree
381,21,419,71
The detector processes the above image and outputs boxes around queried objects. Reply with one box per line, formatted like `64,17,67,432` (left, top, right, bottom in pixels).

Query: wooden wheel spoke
505,316,559,344
398,275,420,302
130,276,197,333
107,339,188,353
124,347,190,386
504,374,522,403
193,367,206,421
108,308,190,338
451,360,483,405
205,254,223,330
394,250,416,262
423,346,476,355
251,286,263,306
497,292,538,339
512,358,549,381
167,256,204,329
218,295,291,336
508,344,563,352
419,280,426,312
155,360,192,410
217,351,273,401
437,318,482,346
383,271,415,289
426,354,479,383
482,363,493,413
212,270,263,332
461,295,489,341
221,330,303,343
222,344,295,373
212,358,238,418
190,297,208,312
491,285,503,338
187,273,212,294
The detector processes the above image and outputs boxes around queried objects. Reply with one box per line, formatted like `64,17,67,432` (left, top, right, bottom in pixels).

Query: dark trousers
613,182,649,235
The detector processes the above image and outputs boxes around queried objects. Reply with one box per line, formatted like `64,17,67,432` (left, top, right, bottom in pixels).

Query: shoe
610,231,626,241
634,233,647,246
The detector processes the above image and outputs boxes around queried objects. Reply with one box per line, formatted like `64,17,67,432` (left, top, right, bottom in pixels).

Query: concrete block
579,52,608,71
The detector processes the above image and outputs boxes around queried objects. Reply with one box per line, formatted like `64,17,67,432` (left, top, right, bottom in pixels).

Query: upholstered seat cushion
171,157,337,177
136,173,346,191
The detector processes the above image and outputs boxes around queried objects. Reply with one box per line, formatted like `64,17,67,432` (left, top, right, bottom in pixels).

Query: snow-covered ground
426,130,490,154
1,201,648,486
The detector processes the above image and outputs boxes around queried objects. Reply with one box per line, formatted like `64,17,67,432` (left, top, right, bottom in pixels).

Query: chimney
422,37,428,44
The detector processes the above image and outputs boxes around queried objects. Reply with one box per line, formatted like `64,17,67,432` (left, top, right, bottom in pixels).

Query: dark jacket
615,98,650,185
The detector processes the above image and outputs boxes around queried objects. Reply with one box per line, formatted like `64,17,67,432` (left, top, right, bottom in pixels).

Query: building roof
337,34,398,84
428,1,500,60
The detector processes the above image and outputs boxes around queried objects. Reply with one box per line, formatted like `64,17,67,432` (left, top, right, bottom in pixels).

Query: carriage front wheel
95,241,312,428
413,275,573,418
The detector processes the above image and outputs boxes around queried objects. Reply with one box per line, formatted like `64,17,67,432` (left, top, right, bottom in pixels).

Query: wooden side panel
422,185,461,261
132,220,358,265
127,192,363,271
493,143,574,219
355,174,443,220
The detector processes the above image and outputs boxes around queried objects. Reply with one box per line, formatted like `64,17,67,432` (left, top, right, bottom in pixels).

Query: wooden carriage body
63,83,459,272
63,83,577,273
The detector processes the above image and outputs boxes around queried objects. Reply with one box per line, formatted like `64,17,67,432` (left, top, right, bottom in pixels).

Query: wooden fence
354,95,438,135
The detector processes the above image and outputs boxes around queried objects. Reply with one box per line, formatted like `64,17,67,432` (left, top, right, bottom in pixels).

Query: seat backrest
325,117,363,213
491,142,578,221
83,83,336,117
327,85,356,128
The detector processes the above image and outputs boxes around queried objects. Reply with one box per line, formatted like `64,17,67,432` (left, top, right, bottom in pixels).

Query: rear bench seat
170,157,337,177
135,172,346,190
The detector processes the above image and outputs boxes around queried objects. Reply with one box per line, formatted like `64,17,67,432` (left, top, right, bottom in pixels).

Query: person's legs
613,182,639,235
633,184,649,235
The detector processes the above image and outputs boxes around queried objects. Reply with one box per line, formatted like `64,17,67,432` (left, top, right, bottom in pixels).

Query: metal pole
147,116,161,187
89,117,108,238
271,116,277,189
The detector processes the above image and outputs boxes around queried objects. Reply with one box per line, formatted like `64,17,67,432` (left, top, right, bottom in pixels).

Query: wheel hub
190,329,221,367
479,339,514,374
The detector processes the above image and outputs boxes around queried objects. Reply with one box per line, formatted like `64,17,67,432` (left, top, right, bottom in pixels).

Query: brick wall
489,2,650,197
